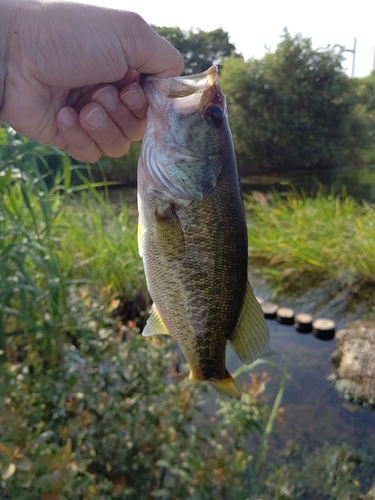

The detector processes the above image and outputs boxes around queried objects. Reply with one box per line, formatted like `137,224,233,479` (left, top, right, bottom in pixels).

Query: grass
54,192,144,298
246,190,375,287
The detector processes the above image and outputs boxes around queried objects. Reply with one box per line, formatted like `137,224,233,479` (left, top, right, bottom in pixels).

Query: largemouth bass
138,66,269,399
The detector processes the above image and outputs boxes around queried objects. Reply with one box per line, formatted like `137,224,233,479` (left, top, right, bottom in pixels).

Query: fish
137,66,269,399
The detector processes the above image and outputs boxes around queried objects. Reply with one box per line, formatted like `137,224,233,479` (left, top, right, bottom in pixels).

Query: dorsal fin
229,281,269,364
142,304,170,337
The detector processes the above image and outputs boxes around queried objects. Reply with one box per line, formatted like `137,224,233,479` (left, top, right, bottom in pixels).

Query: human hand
0,0,183,162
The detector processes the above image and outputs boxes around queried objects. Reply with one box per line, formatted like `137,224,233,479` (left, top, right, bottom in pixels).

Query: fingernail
121,89,144,110
92,86,116,110
84,106,106,129
59,107,77,127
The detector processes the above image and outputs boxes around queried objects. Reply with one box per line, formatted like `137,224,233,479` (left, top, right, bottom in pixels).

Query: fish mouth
140,66,218,98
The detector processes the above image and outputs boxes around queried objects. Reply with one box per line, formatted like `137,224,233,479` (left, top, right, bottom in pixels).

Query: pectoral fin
229,281,269,364
155,204,185,255
142,304,170,337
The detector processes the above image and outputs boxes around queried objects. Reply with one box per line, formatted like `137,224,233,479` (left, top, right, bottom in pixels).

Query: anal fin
229,280,269,364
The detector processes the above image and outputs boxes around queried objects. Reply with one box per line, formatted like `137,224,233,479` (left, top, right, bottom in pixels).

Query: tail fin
189,371,242,400
211,375,242,400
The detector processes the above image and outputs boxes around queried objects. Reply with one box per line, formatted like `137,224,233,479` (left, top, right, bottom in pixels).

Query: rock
329,320,375,407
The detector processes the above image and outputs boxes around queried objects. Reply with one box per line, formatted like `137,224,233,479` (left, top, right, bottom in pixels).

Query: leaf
155,459,170,469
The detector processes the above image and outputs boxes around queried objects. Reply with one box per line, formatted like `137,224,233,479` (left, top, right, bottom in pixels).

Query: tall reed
0,126,70,363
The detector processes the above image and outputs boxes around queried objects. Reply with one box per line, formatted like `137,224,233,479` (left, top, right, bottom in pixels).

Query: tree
152,26,237,75
350,71,375,162
220,30,358,170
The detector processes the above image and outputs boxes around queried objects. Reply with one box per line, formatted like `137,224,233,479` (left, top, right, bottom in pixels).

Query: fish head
139,66,233,202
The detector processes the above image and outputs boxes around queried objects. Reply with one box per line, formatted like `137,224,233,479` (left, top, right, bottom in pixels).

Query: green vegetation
351,71,375,163
246,190,375,288
220,30,371,170
0,313,279,499
256,442,375,499
100,28,375,179
0,125,143,365
152,26,237,75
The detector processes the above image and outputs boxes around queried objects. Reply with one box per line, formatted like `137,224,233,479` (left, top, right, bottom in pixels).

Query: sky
78,0,375,78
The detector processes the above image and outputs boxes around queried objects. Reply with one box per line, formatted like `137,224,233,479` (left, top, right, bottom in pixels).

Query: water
232,299,375,458
241,164,375,202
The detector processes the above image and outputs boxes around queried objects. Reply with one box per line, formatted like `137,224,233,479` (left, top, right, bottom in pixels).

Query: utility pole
373,46,375,71
351,37,356,77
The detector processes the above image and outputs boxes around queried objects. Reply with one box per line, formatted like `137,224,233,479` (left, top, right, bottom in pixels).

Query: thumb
114,12,184,78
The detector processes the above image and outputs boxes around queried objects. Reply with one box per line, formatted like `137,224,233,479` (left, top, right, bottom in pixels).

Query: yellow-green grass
246,191,375,286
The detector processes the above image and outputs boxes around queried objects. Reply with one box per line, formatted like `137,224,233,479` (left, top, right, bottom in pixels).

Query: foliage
220,30,365,170
245,189,375,287
54,191,144,299
259,443,374,499
0,290,277,500
0,125,71,364
350,71,375,163
0,124,144,365
153,26,238,75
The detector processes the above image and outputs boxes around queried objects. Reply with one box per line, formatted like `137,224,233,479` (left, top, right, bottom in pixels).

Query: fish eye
204,105,225,128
